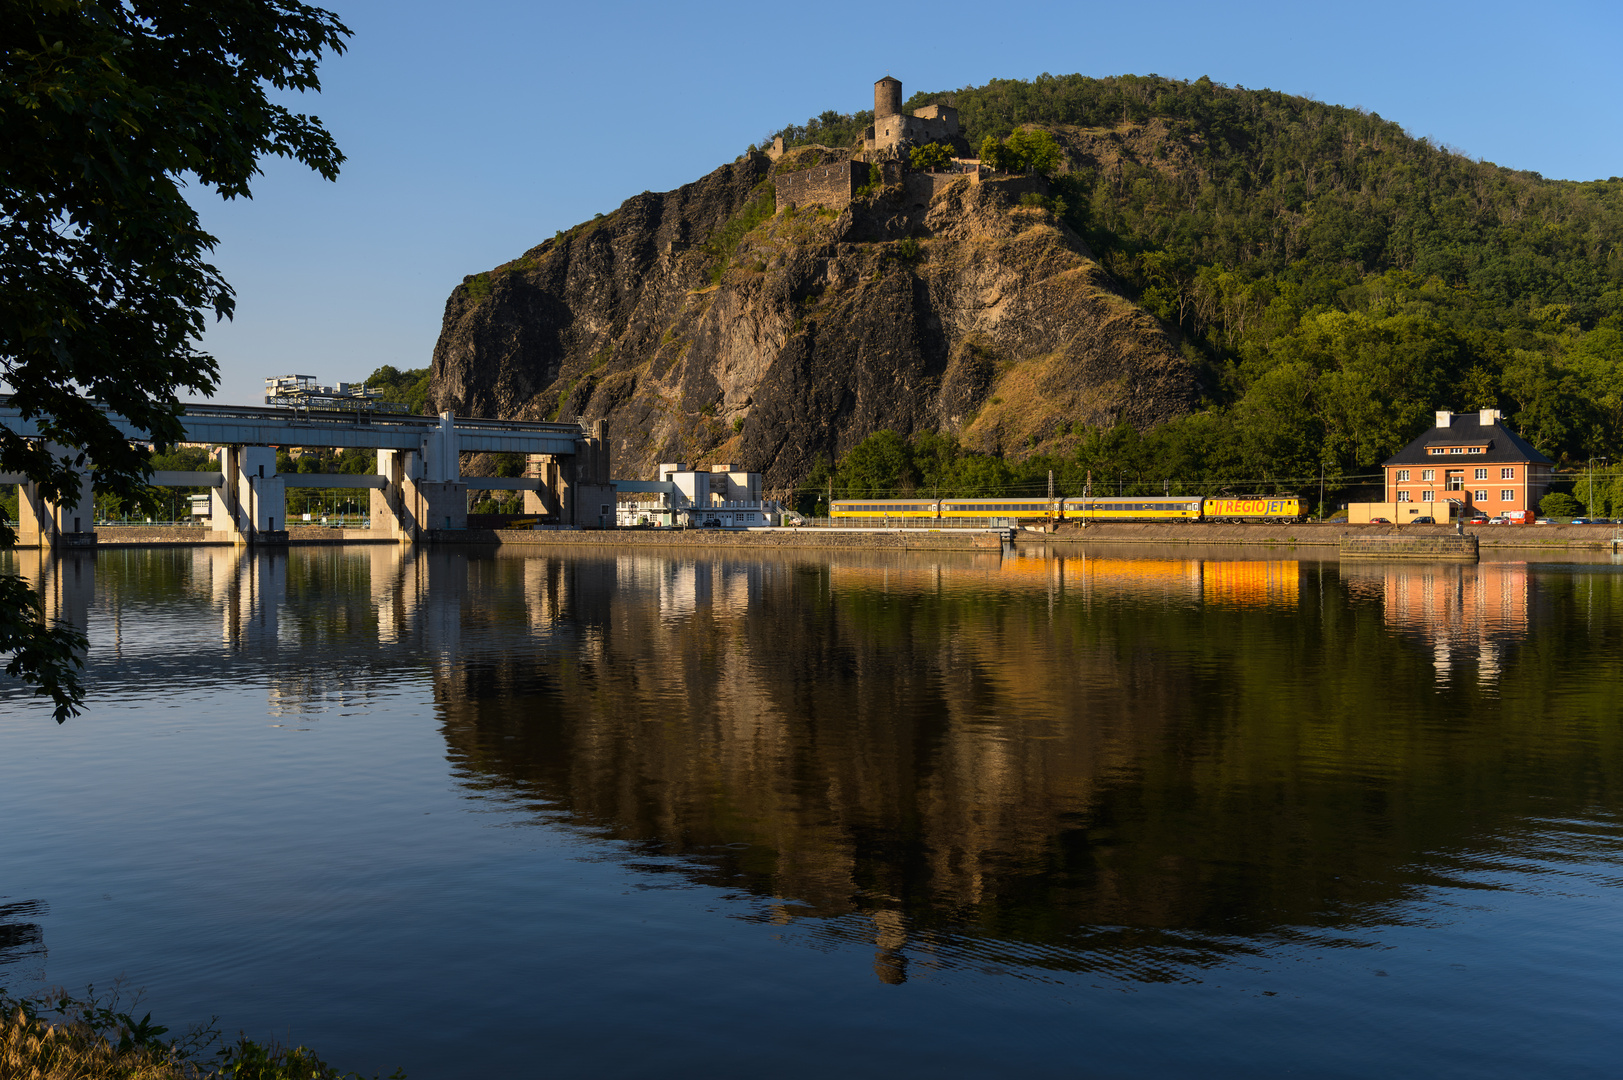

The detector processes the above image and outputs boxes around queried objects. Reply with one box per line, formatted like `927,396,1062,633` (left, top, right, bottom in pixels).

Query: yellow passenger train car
829,499,942,520
1062,497,1202,521
938,499,1058,521
1201,497,1302,522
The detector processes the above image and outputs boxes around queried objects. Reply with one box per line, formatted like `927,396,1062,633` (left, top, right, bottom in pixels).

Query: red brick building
1382,410,1553,520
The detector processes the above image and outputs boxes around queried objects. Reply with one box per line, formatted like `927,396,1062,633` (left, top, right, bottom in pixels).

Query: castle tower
874,76,902,119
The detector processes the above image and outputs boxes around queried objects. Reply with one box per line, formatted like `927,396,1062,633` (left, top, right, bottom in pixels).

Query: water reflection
7,545,1622,993
413,549,1619,986
0,901,47,981
1343,561,1531,686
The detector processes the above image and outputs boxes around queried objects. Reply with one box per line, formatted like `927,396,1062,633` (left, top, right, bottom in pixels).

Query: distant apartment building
1382,409,1553,519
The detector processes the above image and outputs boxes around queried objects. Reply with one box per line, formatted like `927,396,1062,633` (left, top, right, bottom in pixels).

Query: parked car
1535,518,1554,525
1467,515,1489,524
1369,517,1391,524
1570,518,1591,525
1412,516,1435,524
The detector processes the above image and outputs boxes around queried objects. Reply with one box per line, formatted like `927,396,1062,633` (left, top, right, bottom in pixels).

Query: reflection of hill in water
13,545,1619,986
435,550,1623,982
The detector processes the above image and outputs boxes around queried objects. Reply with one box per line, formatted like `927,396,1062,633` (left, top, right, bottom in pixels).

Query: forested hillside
773,74,1623,510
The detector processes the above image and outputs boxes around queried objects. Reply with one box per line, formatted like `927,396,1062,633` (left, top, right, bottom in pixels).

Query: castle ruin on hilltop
771,75,1044,216
864,75,961,155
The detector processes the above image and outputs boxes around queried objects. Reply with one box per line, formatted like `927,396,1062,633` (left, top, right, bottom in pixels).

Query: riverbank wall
1340,534,1479,561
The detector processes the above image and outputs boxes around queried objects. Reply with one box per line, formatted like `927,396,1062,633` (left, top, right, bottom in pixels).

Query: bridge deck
0,400,584,456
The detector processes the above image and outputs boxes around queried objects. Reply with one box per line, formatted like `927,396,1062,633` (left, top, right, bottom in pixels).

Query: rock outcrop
428,149,1199,487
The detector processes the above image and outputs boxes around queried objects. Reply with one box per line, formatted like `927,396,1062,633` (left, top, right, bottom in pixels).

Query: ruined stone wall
904,172,968,206
774,160,866,213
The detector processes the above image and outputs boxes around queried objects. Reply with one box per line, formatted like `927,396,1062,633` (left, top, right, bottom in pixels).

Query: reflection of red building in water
1372,562,1530,682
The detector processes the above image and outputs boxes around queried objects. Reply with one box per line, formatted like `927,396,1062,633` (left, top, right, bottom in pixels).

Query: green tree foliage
363,365,431,414
1,0,350,719
765,108,875,153
909,141,952,171
1539,492,1583,518
1004,128,1062,176
978,135,1018,173
978,129,1061,175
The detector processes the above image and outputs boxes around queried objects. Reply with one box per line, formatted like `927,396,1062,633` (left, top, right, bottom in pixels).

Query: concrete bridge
0,399,613,547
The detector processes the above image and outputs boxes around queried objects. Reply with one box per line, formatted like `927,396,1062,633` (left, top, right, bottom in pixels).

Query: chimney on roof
1478,408,1502,426
1435,410,1453,428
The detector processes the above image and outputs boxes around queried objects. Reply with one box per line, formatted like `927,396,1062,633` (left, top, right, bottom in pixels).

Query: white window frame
1474,468,1488,480
1422,491,1435,502
1473,489,1488,501
1501,468,1515,480
1397,491,1412,502
1501,489,1515,502
1422,469,1435,481
1397,469,1410,482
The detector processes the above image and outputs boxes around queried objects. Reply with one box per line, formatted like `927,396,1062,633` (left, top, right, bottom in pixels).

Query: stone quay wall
1340,535,1480,561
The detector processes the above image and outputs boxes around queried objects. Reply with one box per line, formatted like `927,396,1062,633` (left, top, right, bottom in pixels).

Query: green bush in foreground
0,987,402,1080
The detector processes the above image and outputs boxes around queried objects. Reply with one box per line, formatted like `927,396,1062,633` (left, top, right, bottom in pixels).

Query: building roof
1382,415,1552,467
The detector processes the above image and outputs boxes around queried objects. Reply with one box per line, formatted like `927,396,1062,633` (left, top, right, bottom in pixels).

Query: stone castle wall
775,160,866,213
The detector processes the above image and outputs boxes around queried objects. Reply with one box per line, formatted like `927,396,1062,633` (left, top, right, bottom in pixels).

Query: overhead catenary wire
810,472,1386,499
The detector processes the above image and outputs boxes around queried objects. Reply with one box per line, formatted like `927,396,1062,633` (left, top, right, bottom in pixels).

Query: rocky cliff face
429,150,1199,487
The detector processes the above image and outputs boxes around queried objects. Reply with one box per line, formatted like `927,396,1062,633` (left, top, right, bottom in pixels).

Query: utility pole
1319,461,1326,521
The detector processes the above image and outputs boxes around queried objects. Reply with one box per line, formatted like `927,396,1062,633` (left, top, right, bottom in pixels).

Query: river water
1,544,1621,1078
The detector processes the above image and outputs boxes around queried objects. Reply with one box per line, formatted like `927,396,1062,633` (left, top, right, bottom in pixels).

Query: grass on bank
0,986,402,1080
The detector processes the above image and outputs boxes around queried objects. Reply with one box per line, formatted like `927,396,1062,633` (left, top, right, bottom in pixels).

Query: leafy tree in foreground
1,0,351,719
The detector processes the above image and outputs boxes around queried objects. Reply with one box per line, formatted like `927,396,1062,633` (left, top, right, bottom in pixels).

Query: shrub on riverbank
0,987,401,1080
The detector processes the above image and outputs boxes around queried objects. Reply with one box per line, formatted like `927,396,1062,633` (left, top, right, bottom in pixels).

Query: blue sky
195,0,1623,406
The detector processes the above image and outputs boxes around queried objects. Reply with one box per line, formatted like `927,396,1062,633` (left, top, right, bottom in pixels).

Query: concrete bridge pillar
211,445,286,545
524,419,611,527
14,443,97,549
372,415,466,542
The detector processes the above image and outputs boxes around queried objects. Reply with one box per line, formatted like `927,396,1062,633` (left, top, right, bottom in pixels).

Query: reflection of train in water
830,496,1303,523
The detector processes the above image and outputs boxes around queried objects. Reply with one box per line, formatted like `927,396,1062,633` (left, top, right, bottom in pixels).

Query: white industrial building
616,463,784,528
